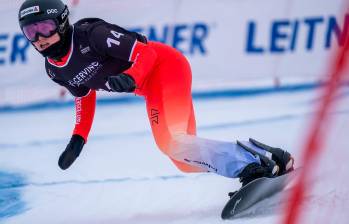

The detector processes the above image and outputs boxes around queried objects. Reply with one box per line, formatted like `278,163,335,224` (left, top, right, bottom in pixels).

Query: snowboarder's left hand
107,74,136,93
58,135,85,170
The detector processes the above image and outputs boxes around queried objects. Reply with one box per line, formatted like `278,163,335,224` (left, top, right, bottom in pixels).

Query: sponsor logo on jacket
68,62,101,87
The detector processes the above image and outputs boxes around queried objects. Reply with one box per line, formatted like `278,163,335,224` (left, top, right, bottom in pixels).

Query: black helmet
18,0,72,59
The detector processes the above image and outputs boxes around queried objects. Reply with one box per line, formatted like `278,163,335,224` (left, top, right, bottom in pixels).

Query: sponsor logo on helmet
20,6,40,18
61,8,69,20
47,9,58,14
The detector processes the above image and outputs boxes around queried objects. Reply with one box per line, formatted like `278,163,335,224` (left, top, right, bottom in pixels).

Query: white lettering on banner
107,30,124,48
20,6,40,18
68,62,101,87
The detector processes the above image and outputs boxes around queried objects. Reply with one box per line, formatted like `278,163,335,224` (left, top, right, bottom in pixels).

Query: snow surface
1,87,348,224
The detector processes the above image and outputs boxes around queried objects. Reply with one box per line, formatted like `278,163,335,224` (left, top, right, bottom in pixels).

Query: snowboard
221,168,300,219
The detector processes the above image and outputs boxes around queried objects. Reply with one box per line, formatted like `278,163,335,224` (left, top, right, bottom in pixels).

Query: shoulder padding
74,18,147,44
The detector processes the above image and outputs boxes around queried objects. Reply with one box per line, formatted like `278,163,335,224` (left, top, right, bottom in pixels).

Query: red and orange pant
136,42,203,172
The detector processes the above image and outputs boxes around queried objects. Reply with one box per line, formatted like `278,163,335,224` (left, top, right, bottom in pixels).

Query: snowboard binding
236,139,295,187
249,138,294,175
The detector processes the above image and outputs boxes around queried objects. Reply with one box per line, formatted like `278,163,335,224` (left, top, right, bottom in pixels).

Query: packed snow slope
1,86,348,224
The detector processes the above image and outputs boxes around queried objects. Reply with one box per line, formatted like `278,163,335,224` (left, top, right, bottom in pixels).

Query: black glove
107,74,136,93
58,135,85,170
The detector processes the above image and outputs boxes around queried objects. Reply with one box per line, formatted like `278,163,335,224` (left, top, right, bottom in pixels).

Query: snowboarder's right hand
58,135,85,170
107,74,136,93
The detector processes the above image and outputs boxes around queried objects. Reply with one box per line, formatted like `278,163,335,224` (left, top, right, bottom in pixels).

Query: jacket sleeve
72,90,96,142
49,78,95,142
88,22,157,89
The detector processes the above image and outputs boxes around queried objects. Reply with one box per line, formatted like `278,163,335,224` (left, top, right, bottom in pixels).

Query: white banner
0,0,347,106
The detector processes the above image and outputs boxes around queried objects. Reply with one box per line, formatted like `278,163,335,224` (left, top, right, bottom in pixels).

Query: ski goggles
22,19,58,42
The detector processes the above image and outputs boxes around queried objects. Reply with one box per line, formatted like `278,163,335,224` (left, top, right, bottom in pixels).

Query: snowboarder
18,0,294,186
